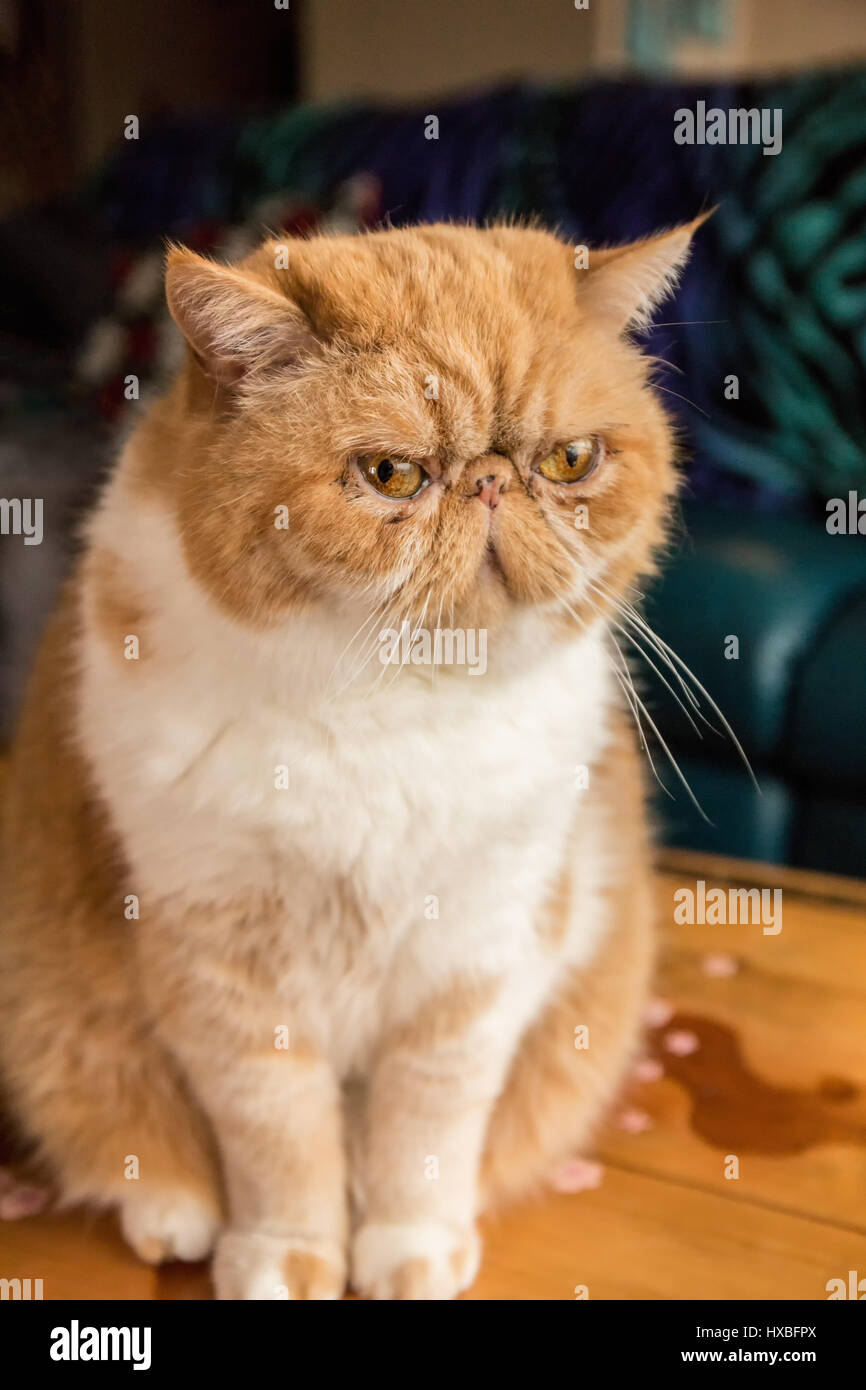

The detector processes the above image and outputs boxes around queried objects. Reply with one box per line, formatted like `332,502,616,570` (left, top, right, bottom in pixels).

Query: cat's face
158,221,700,639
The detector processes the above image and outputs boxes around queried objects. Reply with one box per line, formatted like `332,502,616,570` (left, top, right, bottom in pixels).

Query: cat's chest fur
78,495,615,1065
82,604,609,902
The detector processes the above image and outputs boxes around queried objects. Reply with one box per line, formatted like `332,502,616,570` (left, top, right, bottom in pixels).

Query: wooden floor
2,853,865,1300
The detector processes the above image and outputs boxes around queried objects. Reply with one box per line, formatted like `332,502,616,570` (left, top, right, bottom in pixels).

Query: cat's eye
537,436,604,485
360,453,428,499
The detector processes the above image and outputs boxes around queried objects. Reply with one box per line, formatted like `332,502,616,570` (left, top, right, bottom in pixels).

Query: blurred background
1,0,865,876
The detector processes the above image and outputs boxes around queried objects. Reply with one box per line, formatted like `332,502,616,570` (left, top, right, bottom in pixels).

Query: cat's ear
577,212,712,334
165,247,316,385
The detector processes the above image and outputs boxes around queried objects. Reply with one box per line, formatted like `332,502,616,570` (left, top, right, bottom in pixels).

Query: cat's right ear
164,247,316,386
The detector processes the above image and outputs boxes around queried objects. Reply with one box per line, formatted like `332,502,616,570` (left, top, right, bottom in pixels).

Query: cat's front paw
352,1221,481,1300
119,1188,220,1264
212,1229,346,1300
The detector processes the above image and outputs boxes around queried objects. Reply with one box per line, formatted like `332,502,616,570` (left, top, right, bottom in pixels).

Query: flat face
154,222,681,634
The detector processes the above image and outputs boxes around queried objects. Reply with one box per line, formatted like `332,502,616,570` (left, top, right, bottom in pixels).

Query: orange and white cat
0,218,701,1299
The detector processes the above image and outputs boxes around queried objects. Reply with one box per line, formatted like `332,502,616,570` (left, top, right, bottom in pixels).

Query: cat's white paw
213,1230,346,1300
119,1189,220,1264
352,1221,481,1300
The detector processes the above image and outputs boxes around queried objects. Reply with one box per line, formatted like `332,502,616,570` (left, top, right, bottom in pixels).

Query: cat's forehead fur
244,224,576,347
237,223,635,462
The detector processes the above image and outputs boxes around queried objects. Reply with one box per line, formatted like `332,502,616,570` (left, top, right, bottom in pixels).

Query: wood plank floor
2,854,864,1300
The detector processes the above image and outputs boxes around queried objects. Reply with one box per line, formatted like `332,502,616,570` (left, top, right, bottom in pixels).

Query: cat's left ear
576,211,712,334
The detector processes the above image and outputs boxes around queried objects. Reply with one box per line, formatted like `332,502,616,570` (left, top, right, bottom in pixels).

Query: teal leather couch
645,503,866,877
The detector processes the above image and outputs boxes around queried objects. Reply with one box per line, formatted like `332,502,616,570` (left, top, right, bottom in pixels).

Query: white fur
352,1222,481,1300
79,457,616,1081
119,1190,219,1264
76,450,621,1293
213,1231,344,1300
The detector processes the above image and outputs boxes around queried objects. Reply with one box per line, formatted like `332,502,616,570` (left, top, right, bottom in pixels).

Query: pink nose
474,472,507,511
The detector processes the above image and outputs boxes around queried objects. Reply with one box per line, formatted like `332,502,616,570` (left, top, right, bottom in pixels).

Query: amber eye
537,436,603,484
360,453,428,499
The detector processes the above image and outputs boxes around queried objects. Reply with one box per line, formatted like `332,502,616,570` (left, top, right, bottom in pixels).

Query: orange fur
129,223,682,633
85,548,149,663
0,591,220,1235
0,218,702,1298
481,716,654,1208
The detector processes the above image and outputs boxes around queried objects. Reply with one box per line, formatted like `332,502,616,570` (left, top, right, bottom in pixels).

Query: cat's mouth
481,537,508,585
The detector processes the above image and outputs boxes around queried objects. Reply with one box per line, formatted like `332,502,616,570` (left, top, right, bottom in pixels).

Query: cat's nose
471,468,509,511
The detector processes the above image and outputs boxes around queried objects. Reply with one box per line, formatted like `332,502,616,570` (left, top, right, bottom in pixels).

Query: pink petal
616,1107,652,1134
664,1028,700,1057
634,1057,664,1083
0,1184,48,1220
550,1157,604,1193
644,998,675,1028
702,953,739,978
